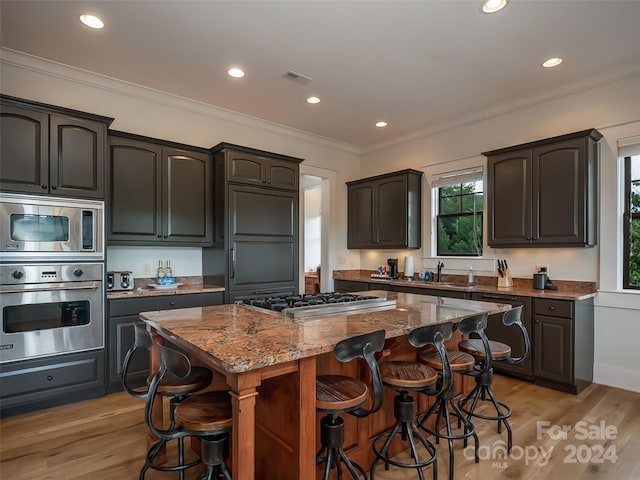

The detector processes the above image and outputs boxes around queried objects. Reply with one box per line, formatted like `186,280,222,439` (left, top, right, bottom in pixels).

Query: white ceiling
2,0,640,151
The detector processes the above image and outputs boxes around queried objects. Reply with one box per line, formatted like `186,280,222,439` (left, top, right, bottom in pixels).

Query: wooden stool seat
380,361,438,390
419,348,475,371
149,365,213,395
459,339,511,359
316,375,368,411
174,390,233,432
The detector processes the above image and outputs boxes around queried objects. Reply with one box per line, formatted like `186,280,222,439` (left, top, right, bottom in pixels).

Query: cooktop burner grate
243,292,396,317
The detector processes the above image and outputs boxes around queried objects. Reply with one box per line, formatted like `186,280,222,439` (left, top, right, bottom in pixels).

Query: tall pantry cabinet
203,143,303,303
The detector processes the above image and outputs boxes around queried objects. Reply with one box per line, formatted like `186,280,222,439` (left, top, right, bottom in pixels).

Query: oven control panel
0,264,103,285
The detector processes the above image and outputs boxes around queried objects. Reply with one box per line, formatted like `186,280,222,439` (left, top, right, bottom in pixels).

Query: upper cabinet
484,129,602,248
107,132,213,246
1,95,112,199
224,146,299,191
347,169,422,249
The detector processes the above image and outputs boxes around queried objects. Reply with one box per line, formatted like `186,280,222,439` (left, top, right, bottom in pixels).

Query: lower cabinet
533,297,593,394
0,349,105,418
107,292,224,393
334,279,373,292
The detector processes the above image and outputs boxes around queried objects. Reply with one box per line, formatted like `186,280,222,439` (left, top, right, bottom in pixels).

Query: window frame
435,180,484,257
623,155,640,290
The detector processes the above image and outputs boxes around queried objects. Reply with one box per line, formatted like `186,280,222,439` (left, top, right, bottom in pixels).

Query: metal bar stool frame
457,305,530,453
316,329,386,480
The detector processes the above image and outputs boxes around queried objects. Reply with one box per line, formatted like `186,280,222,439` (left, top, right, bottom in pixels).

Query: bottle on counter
467,267,474,284
156,260,166,285
165,260,175,284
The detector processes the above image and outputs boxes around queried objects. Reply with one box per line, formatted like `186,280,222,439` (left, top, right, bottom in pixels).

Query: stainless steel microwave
0,193,104,261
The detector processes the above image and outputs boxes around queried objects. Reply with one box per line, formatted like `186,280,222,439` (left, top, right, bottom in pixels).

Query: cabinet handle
548,305,555,311
47,375,53,381
41,184,47,189
169,301,175,307
535,320,540,324
51,185,57,190
230,248,236,279
157,234,162,238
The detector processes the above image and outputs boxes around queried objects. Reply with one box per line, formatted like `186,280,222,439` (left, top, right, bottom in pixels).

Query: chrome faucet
437,261,445,282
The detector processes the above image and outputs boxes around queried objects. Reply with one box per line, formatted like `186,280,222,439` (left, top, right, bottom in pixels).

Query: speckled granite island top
140,291,509,374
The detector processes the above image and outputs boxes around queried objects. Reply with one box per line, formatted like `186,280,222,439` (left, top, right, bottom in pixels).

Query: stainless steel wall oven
0,263,104,363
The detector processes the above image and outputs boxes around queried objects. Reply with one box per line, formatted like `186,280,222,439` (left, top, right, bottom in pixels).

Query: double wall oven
0,193,105,364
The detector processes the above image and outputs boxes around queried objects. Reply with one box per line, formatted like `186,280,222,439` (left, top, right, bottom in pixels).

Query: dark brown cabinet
107,133,213,246
347,169,422,249
485,129,602,247
204,143,303,303
1,96,111,199
0,349,105,418
226,149,299,190
533,297,593,394
106,292,223,393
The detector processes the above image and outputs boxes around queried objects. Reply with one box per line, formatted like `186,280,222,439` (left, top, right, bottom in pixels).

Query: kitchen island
140,291,510,480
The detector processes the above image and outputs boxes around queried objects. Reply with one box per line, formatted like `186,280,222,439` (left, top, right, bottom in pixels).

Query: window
624,154,640,289
432,167,483,256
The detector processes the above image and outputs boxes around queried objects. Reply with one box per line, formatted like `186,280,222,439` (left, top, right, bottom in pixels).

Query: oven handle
0,284,101,294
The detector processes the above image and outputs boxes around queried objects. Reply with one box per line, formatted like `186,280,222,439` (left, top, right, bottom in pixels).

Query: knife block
497,269,513,288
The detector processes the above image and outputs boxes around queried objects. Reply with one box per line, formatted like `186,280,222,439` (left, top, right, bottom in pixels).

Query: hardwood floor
1,375,639,479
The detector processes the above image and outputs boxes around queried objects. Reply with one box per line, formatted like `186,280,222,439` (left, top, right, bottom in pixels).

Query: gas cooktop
243,292,396,318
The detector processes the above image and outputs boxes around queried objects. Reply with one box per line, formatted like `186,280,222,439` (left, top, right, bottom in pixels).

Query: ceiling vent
283,70,313,84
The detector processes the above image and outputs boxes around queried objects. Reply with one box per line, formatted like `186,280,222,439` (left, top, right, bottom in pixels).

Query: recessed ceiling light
481,0,508,14
542,57,563,68
376,121,388,128
306,96,321,104
227,68,245,78
79,14,104,29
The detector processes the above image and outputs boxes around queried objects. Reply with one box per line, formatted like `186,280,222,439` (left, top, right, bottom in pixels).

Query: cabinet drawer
534,298,573,318
109,292,223,317
1,353,101,398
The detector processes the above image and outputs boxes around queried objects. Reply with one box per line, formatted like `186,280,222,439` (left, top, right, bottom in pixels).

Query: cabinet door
0,105,49,194
266,158,299,190
228,186,298,291
533,138,588,245
226,151,265,186
50,114,106,198
377,176,408,247
487,149,532,246
108,316,149,389
348,182,376,248
163,147,212,245
107,138,163,243
534,315,573,384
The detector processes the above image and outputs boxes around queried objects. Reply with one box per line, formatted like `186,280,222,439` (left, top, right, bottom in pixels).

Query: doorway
300,166,334,293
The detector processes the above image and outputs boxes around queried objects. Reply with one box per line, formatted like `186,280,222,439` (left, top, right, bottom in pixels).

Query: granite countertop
140,290,509,374
334,270,597,301
107,275,225,300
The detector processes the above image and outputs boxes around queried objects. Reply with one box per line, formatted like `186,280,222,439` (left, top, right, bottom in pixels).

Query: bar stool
146,344,233,480
370,322,454,480
316,329,386,480
416,314,486,480
457,305,530,453
122,323,214,479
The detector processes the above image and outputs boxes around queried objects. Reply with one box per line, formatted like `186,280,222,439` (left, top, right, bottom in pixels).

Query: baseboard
593,363,640,393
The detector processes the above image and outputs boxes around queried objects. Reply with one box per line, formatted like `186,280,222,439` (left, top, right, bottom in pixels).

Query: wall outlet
535,264,549,275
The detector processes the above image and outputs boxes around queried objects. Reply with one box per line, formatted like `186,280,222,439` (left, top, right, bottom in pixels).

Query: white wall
359,73,640,392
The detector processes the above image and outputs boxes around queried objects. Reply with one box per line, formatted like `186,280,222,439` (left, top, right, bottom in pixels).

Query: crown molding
363,63,640,155
0,48,360,155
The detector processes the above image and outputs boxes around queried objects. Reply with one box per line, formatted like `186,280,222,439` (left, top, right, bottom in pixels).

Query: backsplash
107,246,203,279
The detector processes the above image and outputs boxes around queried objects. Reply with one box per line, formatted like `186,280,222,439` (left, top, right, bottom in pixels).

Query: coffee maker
387,258,399,279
